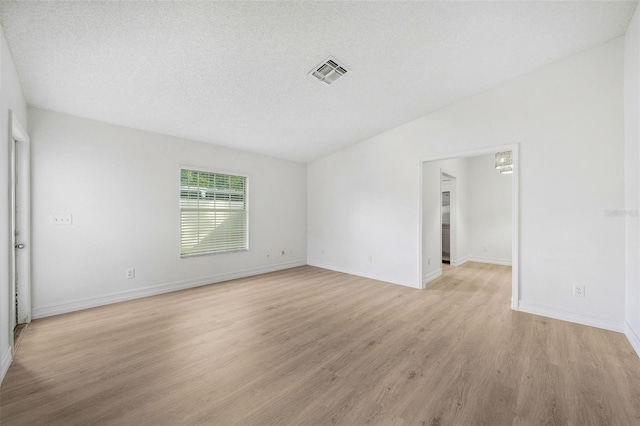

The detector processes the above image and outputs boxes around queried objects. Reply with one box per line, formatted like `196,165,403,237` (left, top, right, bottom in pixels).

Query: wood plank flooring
2,263,640,425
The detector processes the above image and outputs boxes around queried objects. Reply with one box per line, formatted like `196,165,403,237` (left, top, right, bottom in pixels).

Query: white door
9,113,32,347
10,138,18,339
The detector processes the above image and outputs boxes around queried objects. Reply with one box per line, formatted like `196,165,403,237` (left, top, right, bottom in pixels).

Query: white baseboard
1,347,12,384
625,321,640,357
422,269,442,287
518,301,624,333
464,256,512,266
33,260,306,319
451,256,469,266
307,258,419,289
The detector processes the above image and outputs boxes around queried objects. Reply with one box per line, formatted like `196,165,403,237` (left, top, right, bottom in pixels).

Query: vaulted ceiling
1,1,636,162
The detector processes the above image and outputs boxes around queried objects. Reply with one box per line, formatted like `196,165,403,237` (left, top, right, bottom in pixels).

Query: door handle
14,244,25,249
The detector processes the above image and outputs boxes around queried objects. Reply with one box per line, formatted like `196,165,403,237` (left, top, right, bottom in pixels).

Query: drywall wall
0,26,28,381
308,38,625,331
625,4,640,355
465,153,512,265
28,108,307,318
422,157,468,284
306,136,418,287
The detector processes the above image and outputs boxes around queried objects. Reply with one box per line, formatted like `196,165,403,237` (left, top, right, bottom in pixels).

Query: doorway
440,172,457,265
9,111,32,350
420,145,519,310
442,190,450,263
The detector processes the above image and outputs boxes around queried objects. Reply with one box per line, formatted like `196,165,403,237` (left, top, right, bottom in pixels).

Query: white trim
179,164,250,180
33,260,306,319
307,258,418,289
511,145,520,310
421,144,518,162
1,348,12,384
447,256,511,267
518,301,623,333
625,322,640,357
451,255,469,266
419,143,520,310
439,170,444,269
417,159,423,288
422,269,442,287
463,256,512,266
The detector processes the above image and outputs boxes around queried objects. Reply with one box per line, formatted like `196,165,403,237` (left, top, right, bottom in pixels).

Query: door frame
419,143,519,310
9,110,31,347
440,172,456,265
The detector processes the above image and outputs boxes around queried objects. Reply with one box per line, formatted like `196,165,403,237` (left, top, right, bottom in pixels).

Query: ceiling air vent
309,56,349,85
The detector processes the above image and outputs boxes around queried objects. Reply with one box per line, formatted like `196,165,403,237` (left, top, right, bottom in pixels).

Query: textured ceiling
0,1,637,162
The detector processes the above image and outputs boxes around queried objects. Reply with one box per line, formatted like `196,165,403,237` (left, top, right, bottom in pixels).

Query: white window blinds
180,168,248,257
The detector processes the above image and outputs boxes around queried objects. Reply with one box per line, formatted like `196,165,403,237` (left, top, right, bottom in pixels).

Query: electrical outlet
51,214,72,225
126,268,135,279
266,252,271,259
573,285,585,297
483,245,489,252
367,255,373,263
280,249,285,256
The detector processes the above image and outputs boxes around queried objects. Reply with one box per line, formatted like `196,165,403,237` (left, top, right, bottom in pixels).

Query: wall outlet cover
51,214,72,225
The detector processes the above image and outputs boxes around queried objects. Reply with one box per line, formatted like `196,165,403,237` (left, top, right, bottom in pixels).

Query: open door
9,111,31,349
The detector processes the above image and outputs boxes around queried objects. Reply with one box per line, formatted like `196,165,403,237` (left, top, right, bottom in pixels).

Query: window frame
179,166,250,258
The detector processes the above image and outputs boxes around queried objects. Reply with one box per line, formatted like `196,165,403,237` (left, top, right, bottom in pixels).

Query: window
180,168,248,257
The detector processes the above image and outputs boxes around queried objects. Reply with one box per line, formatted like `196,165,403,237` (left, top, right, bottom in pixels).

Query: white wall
0,26,28,381
308,38,625,332
465,153,512,265
625,4,640,355
306,138,419,287
29,108,307,318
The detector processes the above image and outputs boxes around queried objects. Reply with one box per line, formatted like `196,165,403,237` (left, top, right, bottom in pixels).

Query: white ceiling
0,1,636,162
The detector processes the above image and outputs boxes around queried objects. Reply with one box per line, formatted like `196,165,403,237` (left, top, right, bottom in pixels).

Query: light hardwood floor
2,263,640,425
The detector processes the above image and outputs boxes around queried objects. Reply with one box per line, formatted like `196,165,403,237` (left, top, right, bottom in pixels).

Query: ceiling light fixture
495,151,513,174
309,56,349,85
